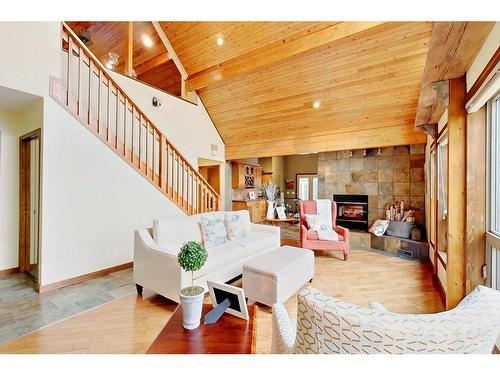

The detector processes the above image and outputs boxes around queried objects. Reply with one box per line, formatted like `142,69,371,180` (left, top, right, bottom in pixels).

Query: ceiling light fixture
216,37,224,46
142,34,153,48
105,61,113,70
377,148,382,155
363,149,367,157
349,150,353,158
312,101,321,109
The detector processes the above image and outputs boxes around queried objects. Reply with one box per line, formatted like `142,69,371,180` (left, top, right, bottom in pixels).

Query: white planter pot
179,289,204,330
266,200,276,220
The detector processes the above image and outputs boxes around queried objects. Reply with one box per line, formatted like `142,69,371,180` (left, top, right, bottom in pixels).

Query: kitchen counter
232,200,267,223
232,198,265,202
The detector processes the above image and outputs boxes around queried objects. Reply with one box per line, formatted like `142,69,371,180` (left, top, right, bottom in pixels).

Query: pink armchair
299,200,349,260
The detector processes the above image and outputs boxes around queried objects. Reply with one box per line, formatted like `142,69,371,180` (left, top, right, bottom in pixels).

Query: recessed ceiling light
312,101,321,109
216,37,224,46
142,34,153,48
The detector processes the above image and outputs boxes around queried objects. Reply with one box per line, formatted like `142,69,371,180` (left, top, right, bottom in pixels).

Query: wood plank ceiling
66,22,493,160
66,21,182,96
160,22,434,159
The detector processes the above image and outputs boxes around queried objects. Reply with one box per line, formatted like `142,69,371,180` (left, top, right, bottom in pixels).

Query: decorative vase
266,200,276,220
179,287,204,330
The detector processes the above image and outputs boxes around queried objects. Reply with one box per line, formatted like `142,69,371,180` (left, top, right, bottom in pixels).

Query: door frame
296,173,318,200
19,128,42,289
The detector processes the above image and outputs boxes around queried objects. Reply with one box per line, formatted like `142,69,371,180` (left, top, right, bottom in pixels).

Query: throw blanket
315,199,339,241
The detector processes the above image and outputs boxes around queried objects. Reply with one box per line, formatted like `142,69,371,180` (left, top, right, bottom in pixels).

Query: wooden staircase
50,23,220,215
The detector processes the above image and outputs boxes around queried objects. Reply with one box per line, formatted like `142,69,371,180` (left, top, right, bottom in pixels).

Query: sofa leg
136,284,143,295
343,253,348,261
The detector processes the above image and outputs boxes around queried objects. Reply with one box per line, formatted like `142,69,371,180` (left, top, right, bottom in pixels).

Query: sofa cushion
230,230,279,257
224,210,251,239
200,216,228,248
307,230,344,241
153,216,203,253
193,242,245,279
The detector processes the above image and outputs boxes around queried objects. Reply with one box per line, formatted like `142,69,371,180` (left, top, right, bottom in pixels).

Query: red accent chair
299,200,350,260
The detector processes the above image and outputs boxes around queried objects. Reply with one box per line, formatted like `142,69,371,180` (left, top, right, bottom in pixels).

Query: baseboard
432,274,446,307
38,262,133,293
0,267,19,277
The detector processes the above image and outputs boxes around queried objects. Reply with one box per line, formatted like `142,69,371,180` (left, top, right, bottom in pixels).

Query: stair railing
50,23,220,214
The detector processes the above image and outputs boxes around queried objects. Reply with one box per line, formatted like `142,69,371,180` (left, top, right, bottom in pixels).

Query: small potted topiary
177,241,208,330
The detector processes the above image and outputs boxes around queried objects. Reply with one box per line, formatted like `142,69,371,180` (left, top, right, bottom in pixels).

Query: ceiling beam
187,22,387,92
152,21,188,79
152,21,196,103
225,124,426,160
134,52,171,76
124,22,133,77
414,21,494,129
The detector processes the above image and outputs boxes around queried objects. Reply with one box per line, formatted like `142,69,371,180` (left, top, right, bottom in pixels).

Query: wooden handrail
51,23,220,214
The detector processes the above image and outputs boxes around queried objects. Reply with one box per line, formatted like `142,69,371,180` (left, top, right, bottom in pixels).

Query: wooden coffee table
265,216,295,226
146,304,257,354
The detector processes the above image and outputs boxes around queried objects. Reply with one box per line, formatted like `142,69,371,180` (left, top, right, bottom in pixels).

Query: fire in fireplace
333,194,369,231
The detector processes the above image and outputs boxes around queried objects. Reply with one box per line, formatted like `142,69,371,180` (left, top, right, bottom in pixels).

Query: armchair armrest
334,225,349,241
300,224,308,245
272,303,296,354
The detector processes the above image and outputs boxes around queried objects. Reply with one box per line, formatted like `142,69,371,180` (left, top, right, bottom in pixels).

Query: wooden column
446,76,467,309
124,22,133,77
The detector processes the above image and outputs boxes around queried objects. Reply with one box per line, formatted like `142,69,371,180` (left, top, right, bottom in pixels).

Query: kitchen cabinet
232,162,262,189
232,200,267,223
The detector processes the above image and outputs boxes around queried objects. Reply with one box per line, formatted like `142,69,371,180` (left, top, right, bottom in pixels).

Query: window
487,91,500,290
297,174,318,201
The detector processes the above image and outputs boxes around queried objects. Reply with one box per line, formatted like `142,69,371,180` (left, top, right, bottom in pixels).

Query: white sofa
134,210,280,302
272,285,500,354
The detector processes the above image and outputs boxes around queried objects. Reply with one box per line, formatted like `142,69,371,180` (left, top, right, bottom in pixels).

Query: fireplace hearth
333,194,368,230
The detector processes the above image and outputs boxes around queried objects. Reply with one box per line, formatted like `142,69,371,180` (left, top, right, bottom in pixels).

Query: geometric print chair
272,285,500,354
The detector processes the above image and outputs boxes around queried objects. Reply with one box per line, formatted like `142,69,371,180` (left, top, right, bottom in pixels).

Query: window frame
486,90,500,289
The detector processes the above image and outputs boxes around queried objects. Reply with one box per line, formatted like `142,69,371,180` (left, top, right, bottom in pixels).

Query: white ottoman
243,246,314,306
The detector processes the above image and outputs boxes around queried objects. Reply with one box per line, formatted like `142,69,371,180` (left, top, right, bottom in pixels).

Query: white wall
110,72,225,167
0,22,222,286
40,99,184,284
466,22,500,91
0,110,21,271
0,23,61,99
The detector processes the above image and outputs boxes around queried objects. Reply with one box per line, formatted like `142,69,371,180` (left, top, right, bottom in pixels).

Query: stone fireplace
318,145,425,228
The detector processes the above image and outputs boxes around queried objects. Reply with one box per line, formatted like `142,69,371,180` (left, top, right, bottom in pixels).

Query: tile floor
0,268,134,344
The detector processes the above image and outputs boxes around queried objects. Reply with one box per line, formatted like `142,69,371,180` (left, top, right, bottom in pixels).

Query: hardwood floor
0,245,443,354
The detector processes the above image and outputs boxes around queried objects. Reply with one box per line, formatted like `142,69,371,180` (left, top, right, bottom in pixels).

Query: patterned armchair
272,285,500,354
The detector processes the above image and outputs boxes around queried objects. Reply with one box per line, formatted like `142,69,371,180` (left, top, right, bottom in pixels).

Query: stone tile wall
318,145,425,226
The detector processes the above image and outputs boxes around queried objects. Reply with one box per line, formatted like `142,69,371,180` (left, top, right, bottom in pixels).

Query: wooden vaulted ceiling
66,21,182,96
162,21,432,159
66,22,494,160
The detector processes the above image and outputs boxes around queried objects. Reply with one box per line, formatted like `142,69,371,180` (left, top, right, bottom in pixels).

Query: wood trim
226,124,426,159
446,76,467,309
465,46,500,104
432,274,446,306
38,262,133,293
19,129,42,287
0,267,20,277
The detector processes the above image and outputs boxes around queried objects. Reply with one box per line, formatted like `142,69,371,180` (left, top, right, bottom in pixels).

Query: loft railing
50,23,220,214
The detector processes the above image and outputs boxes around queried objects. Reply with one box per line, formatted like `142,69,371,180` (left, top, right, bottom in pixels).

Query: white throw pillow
200,216,228,248
304,214,330,231
368,219,390,237
224,212,249,239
